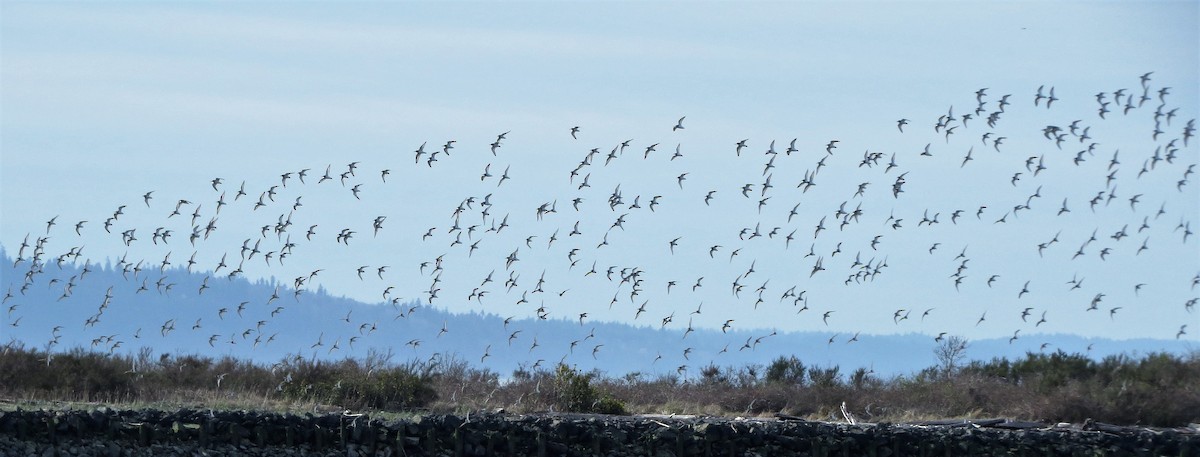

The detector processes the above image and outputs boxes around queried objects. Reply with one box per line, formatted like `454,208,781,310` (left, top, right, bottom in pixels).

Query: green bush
848,367,880,389
765,356,806,385
552,364,627,415
592,394,628,415
807,365,841,388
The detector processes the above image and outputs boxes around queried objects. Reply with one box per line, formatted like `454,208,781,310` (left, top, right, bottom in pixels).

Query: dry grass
2,342,1197,426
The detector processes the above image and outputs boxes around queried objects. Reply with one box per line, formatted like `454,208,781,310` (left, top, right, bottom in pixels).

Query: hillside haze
2,251,1192,380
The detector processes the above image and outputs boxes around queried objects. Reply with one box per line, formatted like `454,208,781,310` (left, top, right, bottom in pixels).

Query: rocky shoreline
1,408,1197,457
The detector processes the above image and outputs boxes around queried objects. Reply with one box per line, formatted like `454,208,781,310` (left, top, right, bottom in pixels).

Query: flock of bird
3,72,1198,378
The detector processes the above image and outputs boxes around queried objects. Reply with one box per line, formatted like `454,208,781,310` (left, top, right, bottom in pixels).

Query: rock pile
1,408,1197,456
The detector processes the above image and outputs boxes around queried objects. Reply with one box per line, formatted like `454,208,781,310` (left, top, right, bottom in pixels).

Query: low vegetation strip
1,343,1198,427
0,409,1197,457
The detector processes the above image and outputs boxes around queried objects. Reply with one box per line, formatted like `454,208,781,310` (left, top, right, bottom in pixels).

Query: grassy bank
1,342,1196,426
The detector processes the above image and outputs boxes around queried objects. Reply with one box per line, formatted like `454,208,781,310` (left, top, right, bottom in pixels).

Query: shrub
552,364,627,415
765,356,806,385
698,364,728,385
848,367,880,389
273,356,438,409
807,365,841,388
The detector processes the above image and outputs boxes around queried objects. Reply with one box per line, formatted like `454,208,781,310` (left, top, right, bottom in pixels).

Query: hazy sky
2,1,1197,352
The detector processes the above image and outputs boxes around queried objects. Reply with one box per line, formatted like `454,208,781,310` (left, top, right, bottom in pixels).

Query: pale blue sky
2,1,1197,356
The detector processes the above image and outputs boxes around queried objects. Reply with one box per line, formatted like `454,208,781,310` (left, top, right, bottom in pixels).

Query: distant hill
2,249,1194,379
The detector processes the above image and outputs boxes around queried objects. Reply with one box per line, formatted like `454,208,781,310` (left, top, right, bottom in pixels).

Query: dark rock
1,409,1199,456
991,420,1048,429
